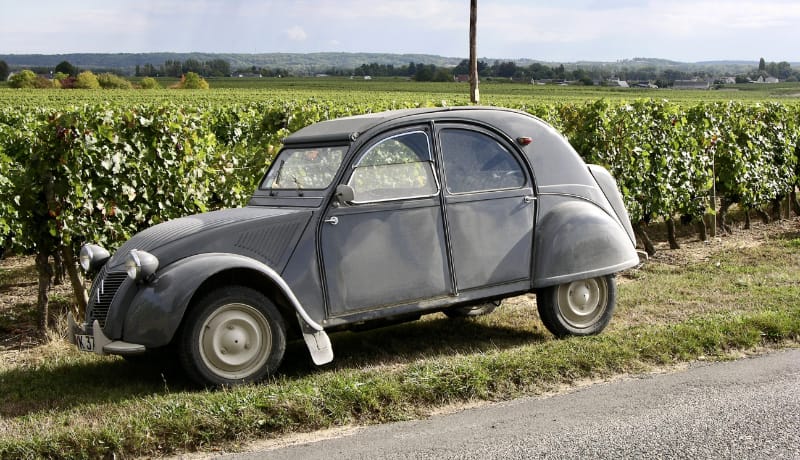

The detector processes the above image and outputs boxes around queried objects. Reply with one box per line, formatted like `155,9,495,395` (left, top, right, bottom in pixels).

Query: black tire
179,286,286,387
443,303,498,318
536,275,616,338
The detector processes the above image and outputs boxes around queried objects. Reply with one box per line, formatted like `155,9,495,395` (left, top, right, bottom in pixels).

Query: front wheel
536,275,616,338
179,286,286,387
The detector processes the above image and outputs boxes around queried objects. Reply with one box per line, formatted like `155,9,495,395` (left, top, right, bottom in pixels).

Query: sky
1,0,799,63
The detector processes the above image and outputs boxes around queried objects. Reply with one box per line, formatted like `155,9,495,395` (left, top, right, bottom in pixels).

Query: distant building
605,79,629,88
754,76,780,84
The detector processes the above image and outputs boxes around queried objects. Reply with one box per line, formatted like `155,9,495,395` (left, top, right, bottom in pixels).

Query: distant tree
453,59,469,76
527,63,554,80
413,64,436,82
493,61,518,78
139,77,161,89
0,60,9,81
175,72,209,89
136,63,158,77
758,57,766,71
433,67,452,82
206,59,231,77
97,73,133,89
8,69,38,88
73,71,100,89
33,75,56,88
182,59,203,75
162,60,183,77
555,64,566,80
55,60,77,76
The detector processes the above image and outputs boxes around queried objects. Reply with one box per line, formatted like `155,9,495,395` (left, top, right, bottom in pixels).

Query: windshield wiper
269,159,286,196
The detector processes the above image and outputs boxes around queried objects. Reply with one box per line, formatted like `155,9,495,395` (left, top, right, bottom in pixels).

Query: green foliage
176,72,209,89
74,71,100,89
97,73,133,89
54,60,76,76
552,99,798,222
138,77,161,89
8,69,38,88
0,93,797,259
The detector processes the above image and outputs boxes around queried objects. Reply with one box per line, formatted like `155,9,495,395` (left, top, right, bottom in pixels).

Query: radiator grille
87,268,128,327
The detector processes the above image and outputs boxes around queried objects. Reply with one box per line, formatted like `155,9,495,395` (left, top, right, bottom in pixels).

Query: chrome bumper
67,313,146,356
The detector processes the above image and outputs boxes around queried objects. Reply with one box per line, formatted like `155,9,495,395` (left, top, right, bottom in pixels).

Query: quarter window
440,129,525,194
261,146,346,190
349,131,438,202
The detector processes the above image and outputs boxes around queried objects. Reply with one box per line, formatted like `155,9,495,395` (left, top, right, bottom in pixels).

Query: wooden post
469,0,479,104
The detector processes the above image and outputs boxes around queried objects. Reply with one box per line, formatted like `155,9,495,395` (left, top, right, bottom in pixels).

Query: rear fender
533,201,639,288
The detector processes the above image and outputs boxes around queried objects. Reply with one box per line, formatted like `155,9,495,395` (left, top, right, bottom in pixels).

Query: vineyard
1,84,799,322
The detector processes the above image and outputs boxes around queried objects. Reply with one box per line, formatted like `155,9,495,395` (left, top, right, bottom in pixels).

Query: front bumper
67,313,146,356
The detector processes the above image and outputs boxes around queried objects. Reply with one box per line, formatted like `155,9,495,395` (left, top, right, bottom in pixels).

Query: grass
0,220,799,459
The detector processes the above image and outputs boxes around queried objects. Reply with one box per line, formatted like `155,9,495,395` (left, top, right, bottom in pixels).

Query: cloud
286,25,308,41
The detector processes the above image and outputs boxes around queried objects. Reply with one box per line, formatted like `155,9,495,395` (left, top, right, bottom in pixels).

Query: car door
320,128,452,316
437,125,535,292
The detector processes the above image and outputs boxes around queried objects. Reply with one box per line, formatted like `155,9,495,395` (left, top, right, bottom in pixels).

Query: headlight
79,244,110,272
125,249,159,282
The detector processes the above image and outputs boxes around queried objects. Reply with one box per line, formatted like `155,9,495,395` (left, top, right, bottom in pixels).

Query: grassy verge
1,222,798,459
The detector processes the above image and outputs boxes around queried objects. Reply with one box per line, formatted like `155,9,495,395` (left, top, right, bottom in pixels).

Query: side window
440,129,526,194
348,130,439,203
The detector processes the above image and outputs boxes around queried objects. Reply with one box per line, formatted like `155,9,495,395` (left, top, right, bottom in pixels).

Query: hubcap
199,303,271,380
556,277,608,329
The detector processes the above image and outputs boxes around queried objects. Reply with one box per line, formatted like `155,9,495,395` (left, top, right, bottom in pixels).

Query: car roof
282,106,530,145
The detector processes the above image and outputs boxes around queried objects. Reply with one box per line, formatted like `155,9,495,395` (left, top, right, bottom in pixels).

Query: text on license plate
76,334,95,352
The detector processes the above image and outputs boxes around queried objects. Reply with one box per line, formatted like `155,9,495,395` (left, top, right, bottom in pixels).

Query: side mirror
335,184,355,205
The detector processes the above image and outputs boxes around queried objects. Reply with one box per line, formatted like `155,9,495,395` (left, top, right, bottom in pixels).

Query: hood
106,207,312,271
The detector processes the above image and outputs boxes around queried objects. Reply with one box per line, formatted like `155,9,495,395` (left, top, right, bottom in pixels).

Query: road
218,348,800,459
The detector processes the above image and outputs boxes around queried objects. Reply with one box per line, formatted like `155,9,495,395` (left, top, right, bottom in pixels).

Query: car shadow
1,313,548,418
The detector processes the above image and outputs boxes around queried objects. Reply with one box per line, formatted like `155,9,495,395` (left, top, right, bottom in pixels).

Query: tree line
135,58,231,78
234,58,800,85
4,56,799,86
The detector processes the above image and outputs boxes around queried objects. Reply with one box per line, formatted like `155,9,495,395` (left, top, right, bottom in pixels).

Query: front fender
533,200,639,288
122,253,323,348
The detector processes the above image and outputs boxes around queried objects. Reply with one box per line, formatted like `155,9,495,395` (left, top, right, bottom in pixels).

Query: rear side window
348,131,439,203
440,129,525,194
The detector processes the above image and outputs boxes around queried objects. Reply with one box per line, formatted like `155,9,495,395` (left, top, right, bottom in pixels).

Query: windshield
261,146,346,190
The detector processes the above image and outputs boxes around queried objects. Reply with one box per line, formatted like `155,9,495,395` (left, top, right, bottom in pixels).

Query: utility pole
469,0,479,104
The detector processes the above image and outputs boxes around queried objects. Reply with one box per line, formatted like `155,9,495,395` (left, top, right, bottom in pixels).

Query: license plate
76,334,95,352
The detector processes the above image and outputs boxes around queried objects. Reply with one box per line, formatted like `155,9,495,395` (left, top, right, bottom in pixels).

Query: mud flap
297,314,334,365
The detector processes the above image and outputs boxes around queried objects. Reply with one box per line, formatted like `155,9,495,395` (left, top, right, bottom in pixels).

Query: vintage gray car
69,106,639,386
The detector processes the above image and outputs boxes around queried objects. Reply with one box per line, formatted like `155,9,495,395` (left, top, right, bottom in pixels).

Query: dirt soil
2,216,799,353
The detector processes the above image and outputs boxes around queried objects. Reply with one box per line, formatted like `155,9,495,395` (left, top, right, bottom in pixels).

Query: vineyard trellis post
469,0,479,104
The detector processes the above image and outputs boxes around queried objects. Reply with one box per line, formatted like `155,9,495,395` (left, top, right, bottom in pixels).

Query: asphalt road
220,348,800,459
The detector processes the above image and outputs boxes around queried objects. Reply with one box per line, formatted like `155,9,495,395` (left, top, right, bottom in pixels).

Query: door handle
324,216,339,225
523,196,536,204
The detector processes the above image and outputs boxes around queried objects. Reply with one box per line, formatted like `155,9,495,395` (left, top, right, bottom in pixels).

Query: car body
69,106,640,386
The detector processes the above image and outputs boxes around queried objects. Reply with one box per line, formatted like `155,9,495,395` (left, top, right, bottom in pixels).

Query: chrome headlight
79,244,111,272
125,249,159,282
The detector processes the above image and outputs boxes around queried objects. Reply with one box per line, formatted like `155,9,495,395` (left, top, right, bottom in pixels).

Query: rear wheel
536,275,616,338
179,286,286,387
